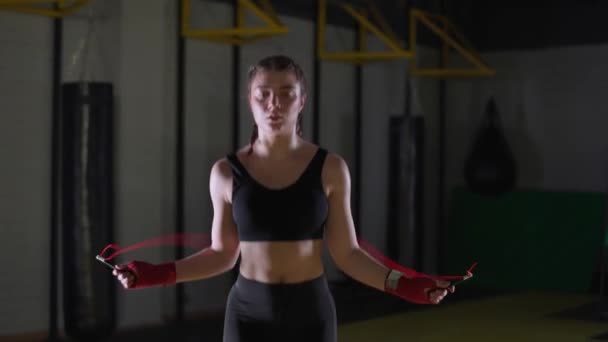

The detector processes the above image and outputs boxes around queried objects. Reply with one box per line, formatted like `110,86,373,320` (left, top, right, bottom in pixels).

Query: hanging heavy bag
464,98,517,196
387,115,424,267
61,82,116,340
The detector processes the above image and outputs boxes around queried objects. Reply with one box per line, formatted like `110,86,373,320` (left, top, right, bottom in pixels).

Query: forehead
250,69,300,89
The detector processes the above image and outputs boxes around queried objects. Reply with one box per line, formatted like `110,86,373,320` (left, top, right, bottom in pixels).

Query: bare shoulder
209,157,233,201
210,157,233,181
324,152,348,172
322,152,351,193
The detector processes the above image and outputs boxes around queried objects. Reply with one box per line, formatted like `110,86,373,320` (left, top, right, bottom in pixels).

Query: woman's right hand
111,260,177,289
113,265,136,289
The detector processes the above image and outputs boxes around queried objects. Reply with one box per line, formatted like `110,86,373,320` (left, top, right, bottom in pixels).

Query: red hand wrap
384,270,439,305
124,261,177,289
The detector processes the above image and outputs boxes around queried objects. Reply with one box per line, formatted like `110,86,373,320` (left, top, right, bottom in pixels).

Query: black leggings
223,274,337,342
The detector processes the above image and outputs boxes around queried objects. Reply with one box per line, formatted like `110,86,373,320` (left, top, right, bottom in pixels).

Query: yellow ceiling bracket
0,0,89,17
409,8,495,78
358,8,366,53
366,1,401,46
181,0,288,45
257,0,280,27
318,0,413,63
0,0,57,4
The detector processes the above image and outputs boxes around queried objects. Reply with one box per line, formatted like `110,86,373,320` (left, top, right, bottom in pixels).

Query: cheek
249,98,265,112
286,97,304,110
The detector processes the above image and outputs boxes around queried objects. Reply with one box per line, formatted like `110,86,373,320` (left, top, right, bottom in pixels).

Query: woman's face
248,69,305,135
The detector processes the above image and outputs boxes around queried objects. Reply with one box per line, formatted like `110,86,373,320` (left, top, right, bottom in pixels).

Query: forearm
334,247,390,291
175,247,238,283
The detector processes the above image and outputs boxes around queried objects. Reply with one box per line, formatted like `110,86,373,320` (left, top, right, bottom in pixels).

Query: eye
279,90,296,99
254,89,270,100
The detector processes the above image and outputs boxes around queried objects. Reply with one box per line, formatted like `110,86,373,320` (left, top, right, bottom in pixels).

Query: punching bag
464,98,517,196
387,115,424,268
61,82,116,340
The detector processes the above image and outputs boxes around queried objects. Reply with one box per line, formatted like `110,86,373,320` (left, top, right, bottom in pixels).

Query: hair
246,55,307,154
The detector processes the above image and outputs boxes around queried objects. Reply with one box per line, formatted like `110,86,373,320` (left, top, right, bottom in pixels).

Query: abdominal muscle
238,239,325,283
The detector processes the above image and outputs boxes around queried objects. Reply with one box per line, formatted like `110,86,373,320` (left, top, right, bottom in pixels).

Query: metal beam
48,7,63,341
174,0,186,323
0,0,89,17
409,8,495,77
182,0,288,44
317,0,412,63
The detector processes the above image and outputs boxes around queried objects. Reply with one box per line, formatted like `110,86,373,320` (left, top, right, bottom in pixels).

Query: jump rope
96,233,477,287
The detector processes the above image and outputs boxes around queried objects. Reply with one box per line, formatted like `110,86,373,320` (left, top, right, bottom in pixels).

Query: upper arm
209,159,240,257
323,154,358,265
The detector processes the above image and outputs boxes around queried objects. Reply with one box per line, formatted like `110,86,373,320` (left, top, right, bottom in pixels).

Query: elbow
222,246,240,271
211,239,240,271
331,247,357,273
226,252,240,270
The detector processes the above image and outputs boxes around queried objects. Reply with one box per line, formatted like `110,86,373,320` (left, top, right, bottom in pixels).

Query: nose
268,93,281,109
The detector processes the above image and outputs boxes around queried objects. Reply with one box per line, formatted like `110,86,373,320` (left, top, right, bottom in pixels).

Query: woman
113,55,457,342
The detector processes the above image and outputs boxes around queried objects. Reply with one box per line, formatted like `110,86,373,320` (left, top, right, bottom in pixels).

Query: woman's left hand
426,279,455,304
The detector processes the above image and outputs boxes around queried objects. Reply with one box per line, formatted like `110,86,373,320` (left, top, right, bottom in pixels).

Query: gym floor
84,281,607,342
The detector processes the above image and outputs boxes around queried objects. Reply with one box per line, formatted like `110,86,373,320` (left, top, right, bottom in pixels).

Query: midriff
238,239,325,283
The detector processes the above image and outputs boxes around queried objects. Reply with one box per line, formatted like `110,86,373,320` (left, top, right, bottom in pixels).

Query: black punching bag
61,82,116,340
387,115,424,268
464,98,517,196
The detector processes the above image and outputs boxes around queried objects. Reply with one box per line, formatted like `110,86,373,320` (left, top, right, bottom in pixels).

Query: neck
254,131,301,158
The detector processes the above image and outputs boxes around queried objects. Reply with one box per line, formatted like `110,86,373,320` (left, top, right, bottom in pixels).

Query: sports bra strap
304,148,327,177
226,153,248,180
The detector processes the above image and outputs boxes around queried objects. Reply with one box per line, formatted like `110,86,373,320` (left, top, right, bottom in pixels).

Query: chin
266,127,292,137
268,123,285,131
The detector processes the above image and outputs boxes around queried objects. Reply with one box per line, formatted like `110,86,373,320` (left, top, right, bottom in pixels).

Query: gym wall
0,0,442,336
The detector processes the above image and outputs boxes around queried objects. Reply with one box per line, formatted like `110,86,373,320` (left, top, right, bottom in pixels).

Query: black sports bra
226,148,329,242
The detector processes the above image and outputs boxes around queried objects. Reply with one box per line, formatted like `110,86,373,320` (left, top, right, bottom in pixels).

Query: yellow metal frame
317,0,412,63
317,1,494,77
409,9,495,77
0,0,89,17
181,0,288,44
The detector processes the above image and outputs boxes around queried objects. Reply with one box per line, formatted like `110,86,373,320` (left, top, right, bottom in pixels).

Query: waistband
235,273,329,296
